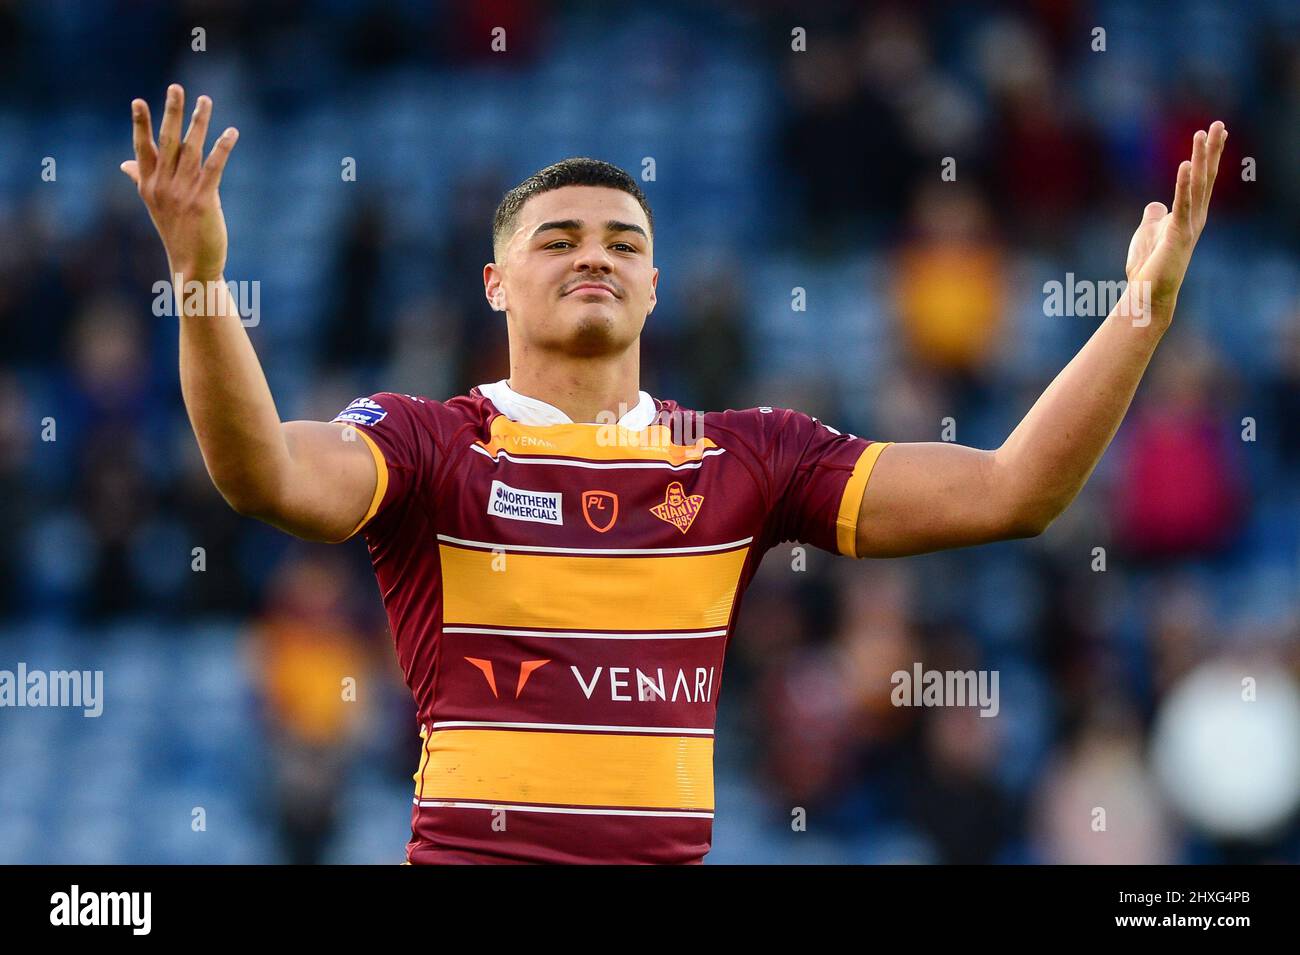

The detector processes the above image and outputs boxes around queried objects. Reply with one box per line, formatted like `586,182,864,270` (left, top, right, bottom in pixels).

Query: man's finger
178,95,212,175
1142,201,1168,222
131,99,157,179
157,84,185,173
1172,159,1193,229
119,159,141,186
1203,121,1227,213
199,127,239,192
1191,129,1207,216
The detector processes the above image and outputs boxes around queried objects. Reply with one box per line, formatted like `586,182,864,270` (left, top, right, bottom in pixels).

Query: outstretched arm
122,84,377,543
855,121,1228,558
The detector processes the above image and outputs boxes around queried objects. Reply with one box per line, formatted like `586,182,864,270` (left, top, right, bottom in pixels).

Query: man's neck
506,354,642,425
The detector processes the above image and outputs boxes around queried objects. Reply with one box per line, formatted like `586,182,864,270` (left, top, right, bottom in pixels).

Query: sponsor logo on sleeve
332,396,388,427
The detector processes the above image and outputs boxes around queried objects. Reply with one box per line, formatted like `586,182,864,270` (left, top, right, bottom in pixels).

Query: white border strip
442,626,728,640
436,534,752,555
413,799,713,819
429,720,714,735
469,444,726,469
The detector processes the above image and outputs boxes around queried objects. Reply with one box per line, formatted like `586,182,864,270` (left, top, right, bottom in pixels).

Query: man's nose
573,242,614,271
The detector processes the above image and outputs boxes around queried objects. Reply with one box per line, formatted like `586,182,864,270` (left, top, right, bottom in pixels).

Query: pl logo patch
582,490,619,533
332,396,388,427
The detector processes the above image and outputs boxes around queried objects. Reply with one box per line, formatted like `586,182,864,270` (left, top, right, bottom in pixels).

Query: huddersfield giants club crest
582,490,619,533
650,481,704,534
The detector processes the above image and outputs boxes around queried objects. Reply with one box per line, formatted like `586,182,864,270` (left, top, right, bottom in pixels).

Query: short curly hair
492,157,654,261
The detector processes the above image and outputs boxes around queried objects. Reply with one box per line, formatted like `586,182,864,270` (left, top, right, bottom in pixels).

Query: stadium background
2,0,1299,863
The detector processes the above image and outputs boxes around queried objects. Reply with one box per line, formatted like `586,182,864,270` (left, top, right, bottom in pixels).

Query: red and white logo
582,490,619,532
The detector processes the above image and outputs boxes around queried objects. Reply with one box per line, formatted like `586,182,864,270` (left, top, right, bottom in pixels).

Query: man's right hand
121,84,238,283
119,85,380,544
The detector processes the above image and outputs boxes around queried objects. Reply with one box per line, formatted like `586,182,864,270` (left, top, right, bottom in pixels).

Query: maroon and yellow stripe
414,727,714,810
440,542,748,631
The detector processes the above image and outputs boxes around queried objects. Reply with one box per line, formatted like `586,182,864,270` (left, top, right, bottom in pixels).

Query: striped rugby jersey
331,379,891,864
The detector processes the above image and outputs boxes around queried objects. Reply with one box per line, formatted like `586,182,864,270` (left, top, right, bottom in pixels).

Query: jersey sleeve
761,408,892,558
329,393,434,541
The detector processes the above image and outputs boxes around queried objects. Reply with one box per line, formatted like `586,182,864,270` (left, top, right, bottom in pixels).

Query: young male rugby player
122,84,1226,863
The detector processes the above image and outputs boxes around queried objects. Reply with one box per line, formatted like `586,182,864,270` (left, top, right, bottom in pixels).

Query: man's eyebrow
531,219,648,240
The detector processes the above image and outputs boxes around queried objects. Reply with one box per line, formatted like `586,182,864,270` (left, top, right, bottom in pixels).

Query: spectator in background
905,703,1012,863
776,8,923,251
1265,313,1300,481
978,17,1099,251
438,168,512,392
0,372,34,618
1257,38,1300,247
898,626,1014,864
172,426,258,618
321,198,389,375
892,181,1007,396
751,562,923,843
1148,576,1215,701
65,297,159,620
1154,72,1250,221
1111,336,1247,561
757,637,862,815
1030,702,1176,863
246,551,379,864
676,256,750,412
381,294,462,403
831,562,919,757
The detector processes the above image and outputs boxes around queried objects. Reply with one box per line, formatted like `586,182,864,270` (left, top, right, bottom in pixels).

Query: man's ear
646,267,659,315
483,263,507,312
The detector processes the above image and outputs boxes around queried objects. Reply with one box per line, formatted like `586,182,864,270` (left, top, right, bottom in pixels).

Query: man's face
484,185,658,356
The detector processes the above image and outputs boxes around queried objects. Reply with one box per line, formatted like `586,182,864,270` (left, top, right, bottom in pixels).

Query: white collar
478,378,657,429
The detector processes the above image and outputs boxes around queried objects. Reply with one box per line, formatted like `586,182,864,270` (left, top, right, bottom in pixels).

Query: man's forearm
176,273,291,512
995,287,1171,531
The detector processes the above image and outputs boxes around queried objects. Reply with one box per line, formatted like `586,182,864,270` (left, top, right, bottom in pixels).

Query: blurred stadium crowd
2,0,1299,863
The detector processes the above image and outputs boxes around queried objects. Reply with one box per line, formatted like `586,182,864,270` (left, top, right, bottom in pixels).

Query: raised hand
1125,120,1227,319
120,84,238,284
